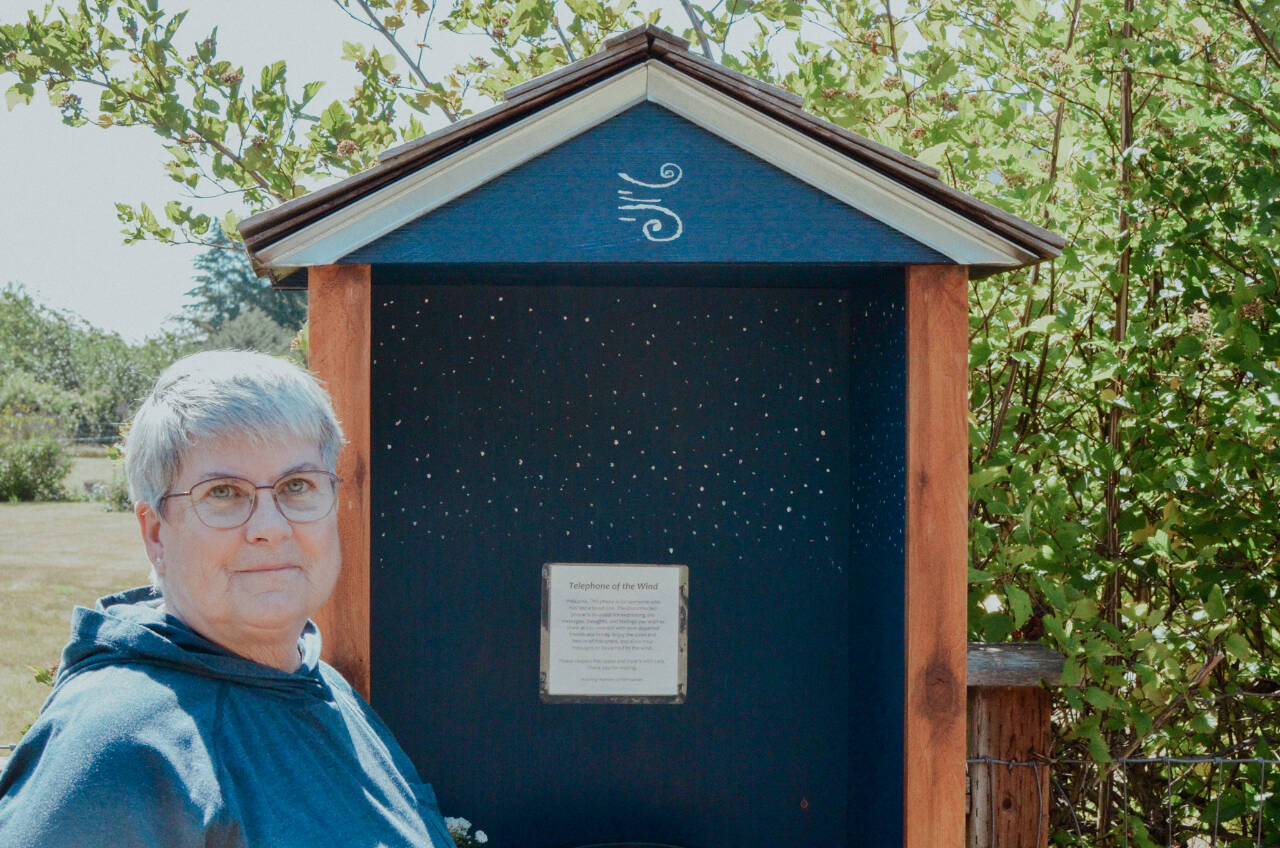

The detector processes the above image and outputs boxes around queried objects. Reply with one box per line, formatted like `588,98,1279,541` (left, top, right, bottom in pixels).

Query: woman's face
136,433,341,668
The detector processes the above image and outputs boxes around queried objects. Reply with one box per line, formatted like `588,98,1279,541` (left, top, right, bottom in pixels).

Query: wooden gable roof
239,25,1063,281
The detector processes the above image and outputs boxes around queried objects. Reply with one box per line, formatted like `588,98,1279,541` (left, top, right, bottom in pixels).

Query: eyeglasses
160,471,341,529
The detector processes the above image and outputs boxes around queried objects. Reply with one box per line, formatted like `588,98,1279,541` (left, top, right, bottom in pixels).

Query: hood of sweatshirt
55,586,327,701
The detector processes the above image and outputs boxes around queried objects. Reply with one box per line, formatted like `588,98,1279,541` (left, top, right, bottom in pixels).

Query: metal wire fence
2,745,1275,844
968,755,1280,848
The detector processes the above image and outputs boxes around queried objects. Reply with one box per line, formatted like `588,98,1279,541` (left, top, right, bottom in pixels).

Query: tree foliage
0,284,193,440
5,0,1280,842
0,284,191,501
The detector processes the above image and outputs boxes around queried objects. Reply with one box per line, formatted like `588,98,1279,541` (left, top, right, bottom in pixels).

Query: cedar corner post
308,263,372,698
240,24,1063,848
905,263,969,848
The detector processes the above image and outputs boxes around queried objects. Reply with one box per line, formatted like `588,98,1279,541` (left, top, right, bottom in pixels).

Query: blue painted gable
343,102,949,264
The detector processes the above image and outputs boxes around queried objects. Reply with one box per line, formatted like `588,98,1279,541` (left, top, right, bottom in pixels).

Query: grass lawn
0,502,149,745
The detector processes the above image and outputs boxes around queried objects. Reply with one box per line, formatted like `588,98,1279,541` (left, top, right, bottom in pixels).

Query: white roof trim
646,64,1034,267
258,62,1034,268
257,66,649,268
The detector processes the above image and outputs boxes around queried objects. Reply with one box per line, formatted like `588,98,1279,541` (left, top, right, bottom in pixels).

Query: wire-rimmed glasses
160,471,341,529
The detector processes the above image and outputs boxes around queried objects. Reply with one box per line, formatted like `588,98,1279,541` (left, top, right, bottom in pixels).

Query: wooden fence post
967,642,1065,848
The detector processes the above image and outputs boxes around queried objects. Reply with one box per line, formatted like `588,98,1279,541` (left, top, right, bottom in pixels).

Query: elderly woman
0,351,456,848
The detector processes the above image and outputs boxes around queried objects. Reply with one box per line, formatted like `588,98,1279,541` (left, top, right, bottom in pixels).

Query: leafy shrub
99,468,132,512
0,373,75,501
286,320,309,368
0,437,70,501
99,426,133,512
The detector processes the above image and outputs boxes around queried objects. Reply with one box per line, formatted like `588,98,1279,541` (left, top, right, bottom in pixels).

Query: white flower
475,832,488,844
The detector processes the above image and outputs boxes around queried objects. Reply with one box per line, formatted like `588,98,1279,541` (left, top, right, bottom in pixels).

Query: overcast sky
0,0,501,341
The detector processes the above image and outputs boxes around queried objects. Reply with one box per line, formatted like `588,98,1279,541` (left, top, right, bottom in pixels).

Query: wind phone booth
241,26,1062,848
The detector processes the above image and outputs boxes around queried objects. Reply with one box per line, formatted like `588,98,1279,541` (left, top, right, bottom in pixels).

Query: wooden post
904,264,969,848
308,264,372,699
967,643,1065,848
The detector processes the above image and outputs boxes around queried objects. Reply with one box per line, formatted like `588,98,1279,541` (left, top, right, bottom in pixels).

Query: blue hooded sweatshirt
0,588,456,848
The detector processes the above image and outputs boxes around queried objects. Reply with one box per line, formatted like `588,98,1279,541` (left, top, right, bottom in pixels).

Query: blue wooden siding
343,101,949,265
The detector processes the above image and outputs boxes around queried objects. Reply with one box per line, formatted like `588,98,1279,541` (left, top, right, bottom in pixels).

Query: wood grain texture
967,686,1053,848
308,264,372,699
905,264,969,848
968,642,1066,688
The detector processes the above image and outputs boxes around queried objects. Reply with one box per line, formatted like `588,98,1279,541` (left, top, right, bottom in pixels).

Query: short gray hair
126,349,345,517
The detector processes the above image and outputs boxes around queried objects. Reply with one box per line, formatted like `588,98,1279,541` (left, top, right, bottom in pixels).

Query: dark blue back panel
343,102,948,265
368,266,905,847
847,273,907,847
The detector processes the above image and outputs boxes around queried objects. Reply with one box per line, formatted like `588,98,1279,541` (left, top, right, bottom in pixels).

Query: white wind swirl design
616,163,683,242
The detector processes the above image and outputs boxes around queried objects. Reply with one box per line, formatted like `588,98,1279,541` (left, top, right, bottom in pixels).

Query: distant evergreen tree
184,226,306,335
202,306,295,355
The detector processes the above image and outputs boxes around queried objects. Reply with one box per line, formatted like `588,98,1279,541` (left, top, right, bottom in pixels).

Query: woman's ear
135,501,165,572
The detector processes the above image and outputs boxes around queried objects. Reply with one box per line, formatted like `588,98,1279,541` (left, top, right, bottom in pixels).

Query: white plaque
540,563,688,703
